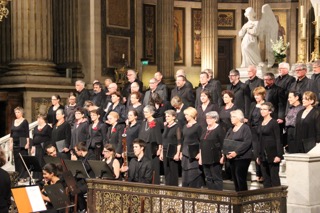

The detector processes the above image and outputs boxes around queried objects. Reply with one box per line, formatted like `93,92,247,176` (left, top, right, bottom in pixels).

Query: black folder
166,144,177,158
222,139,243,155
88,160,115,179
302,138,316,153
188,144,199,159
56,140,65,152
19,137,27,148
44,183,73,210
62,171,81,195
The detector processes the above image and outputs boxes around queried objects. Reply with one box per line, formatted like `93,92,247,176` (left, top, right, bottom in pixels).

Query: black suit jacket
106,123,125,154
227,81,251,118
311,74,320,103
128,155,153,184
77,89,90,108
171,85,195,107
245,76,264,102
87,122,107,148
103,103,127,124
265,84,286,120
122,79,143,100
275,74,296,97
195,84,220,108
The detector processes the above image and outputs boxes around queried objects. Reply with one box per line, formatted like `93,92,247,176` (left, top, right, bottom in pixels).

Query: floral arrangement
148,120,156,129
270,36,290,63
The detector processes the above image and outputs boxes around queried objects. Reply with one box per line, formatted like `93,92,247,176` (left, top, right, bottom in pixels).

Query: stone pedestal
284,146,320,213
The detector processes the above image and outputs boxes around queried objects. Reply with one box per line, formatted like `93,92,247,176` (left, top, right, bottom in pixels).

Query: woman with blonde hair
180,107,203,188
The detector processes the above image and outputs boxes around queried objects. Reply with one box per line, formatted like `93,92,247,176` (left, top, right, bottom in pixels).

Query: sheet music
26,186,47,212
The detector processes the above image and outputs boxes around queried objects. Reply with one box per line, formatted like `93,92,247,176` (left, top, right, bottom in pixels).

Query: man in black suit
90,82,106,108
275,62,295,98
127,139,153,184
312,60,320,104
143,78,166,106
290,63,316,95
122,69,143,103
202,69,222,107
175,69,193,89
75,80,90,108
245,65,264,103
171,75,195,107
195,72,220,107
227,69,251,118
154,71,168,101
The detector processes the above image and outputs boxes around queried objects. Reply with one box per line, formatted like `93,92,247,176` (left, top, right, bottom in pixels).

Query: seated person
124,139,153,184
71,142,96,178
45,144,67,159
102,144,121,179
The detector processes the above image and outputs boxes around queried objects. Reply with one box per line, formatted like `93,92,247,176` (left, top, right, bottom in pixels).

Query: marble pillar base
0,75,72,86
284,145,320,213
236,66,278,82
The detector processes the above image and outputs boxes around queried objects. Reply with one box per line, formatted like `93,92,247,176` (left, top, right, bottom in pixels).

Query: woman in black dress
102,144,121,179
127,92,144,122
199,111,225,190
225,109,252,191
70,108,89,149
32,114,52,179
180,107,203,188
196,90,219,130
256,102,283,188
103,91,126,124
285,91,304,153
295,91,320,153
160,110,181,186
9,106,29,182
87,110,107,160
138,105,163,184
47,94,64,127
51,109,71,159
125,110,141,162
219,90,237,132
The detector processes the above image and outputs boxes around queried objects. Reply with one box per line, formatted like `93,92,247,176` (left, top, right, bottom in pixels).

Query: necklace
145,121,150,131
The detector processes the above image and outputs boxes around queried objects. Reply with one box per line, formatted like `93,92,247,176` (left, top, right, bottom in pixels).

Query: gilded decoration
195,202,218,212
143,4,156,64
161,198,183,213
218,10,235,29
191,8,202,66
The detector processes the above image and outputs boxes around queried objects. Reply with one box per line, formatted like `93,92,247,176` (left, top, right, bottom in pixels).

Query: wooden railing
87,179,288,213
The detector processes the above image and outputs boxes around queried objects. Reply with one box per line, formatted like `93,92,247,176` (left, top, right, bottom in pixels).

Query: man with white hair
75,80,90,107
245,65,264,103
289,63,315,95
275,62,295,98
122,69,143,103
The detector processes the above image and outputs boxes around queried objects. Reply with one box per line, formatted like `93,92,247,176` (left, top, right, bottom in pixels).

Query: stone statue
239,4,278,68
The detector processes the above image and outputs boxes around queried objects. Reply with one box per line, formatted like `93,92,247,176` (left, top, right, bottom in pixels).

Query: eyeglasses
228,74,237,77
295,69,305,72
149,82,156,84
260,108,269,111
263,78,272,81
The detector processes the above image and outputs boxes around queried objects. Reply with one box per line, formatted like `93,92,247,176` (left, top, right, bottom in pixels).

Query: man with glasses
122,69,143,104
227,69,251,118
275,62,295,99
312,60,320,104
289,63,315,95
143,78,165,106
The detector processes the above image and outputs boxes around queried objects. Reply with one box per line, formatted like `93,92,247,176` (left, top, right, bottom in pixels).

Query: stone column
6,0,58,78
201,0,218,77
0,5,11,74
285,150,320,212
157,0,174,84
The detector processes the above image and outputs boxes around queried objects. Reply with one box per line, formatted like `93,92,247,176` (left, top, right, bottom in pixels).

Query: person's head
104,78,113,88
74,142,88,157
68,92,77,105
199,72,210,86
221,90,234,104
133,139,146,157
111,91,121,104
75,107,85,121
184,107,197,122
45,144,57,157
93,82,102,93
263,72,275,87
313,59,320,74
43,163,61,181
202,69,213,79
130,91,141,104
175,69,186,79
253,86,266,103
200,89,211,104
165,109,177,124
302,91,318,107
56,109,65,121
90,110,100,122
127,70,137,82
229,69,240,84
278,62,290,76
75,80,85,92
51,94,61,106
102,144,115,159
143,105,155,119
0,147,6,167
130,82,140,93
127,110,138,123
107,111,119,125
206,111,219,125
288,90,302,106
176,75,186,88
154,71,163,82
244,7,256,20
149,77,158,91
260,102,274,118
14,106,24,119
294,63,307,79
150,92,163,105
37,114,47,125
108,83,118,94
230,109,245,125
247,65,257,79
170,96,183,109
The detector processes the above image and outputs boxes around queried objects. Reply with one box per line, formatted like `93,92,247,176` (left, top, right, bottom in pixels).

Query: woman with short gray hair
199,111,225,190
